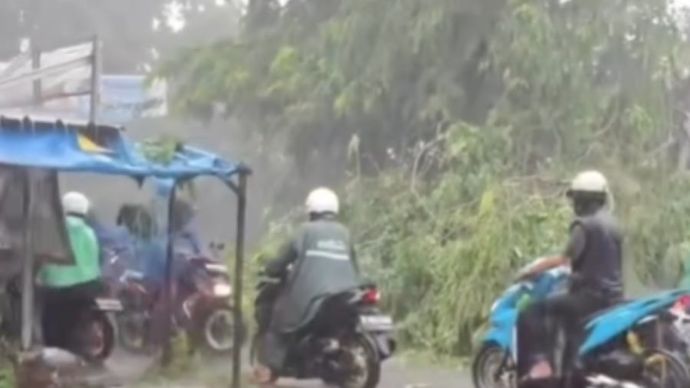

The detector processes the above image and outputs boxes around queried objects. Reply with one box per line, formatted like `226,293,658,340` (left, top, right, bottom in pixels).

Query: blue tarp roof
0,116,247,182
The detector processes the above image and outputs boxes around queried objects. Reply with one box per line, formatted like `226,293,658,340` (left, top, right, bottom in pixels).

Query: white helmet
305,187,339,215
568,170,609,195
62,191,91,216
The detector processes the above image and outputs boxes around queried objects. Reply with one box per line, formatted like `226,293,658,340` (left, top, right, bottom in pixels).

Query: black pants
256,283,291,371
516,289,613,378
42,280,103,350
255,282,283,335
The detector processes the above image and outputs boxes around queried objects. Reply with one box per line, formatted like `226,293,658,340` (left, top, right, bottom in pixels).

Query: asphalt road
267,358,468,388
106,350,471,388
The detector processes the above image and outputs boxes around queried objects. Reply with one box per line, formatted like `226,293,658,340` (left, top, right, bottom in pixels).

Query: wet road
108,350,470,388
267,358,468,388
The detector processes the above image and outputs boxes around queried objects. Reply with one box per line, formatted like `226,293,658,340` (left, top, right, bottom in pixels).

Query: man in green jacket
40,191,103,351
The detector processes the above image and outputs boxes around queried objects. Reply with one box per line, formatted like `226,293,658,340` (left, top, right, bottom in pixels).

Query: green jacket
40,215,101,288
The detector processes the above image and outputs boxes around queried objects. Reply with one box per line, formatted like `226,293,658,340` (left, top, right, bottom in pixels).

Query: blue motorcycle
472,257,690,388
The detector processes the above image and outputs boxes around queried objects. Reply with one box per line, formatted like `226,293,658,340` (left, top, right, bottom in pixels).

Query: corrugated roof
0,114,122,137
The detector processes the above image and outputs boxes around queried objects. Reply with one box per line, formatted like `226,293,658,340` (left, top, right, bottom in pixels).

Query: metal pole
231,172,248,388
31,47,41,106
161,183,177,366
89,35,101,124
20,170,35,350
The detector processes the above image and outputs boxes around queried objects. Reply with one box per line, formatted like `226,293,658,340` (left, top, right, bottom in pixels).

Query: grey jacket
266,217,361,332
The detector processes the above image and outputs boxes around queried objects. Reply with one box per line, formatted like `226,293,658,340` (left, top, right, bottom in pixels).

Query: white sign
80,75,168,124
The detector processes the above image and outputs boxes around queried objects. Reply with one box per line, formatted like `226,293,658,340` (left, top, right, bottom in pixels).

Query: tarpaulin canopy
1,115,250,387
0,115,246,181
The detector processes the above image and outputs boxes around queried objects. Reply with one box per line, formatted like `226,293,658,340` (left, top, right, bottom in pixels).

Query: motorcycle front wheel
472,343,516,388
117,310,149,353
198,306,245,355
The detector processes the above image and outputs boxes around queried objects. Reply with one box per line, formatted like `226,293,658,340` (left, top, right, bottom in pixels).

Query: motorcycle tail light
362,288,381,305
674,295,690,311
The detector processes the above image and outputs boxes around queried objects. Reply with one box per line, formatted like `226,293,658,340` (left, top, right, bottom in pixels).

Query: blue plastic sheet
0,117,244,182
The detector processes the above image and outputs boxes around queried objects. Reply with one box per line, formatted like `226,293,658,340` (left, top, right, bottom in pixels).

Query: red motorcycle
110,245,244,355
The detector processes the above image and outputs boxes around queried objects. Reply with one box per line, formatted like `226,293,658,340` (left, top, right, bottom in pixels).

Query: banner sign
80,75,168,124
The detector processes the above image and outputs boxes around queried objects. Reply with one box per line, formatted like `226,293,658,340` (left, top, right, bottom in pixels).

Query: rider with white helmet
305,187,340,215
253,187,361,383
515,171,623,383
40,191,103,352
62,191,91,216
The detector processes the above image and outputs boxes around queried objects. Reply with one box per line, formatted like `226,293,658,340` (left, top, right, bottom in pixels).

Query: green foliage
139,136,182,165
138,136,197,200
163,0,690,355
0,366,13,388
341,140,570,353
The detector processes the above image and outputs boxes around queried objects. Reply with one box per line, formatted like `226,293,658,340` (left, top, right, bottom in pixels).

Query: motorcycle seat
582,299,631,323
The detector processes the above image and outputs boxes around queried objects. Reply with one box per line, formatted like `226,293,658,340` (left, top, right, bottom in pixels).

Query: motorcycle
472,257,690,388
111,244,243,355
250,274,396,388
68,296,122,364
178,253,243,354
39,282,122,365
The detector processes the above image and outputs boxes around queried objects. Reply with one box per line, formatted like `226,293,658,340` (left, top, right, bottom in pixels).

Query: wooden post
89,35,101,124
231,172,248,388
161,183,177,366
31,47,41,106
20,170,35,350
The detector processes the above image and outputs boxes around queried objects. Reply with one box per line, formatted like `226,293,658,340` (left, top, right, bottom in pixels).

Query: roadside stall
0,115,250,388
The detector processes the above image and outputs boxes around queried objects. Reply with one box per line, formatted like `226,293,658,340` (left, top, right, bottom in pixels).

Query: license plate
205,263,228,273
95,298,123,312
360,315,394,330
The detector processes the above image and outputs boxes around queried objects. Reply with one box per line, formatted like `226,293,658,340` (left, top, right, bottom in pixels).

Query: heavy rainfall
2,1,690,388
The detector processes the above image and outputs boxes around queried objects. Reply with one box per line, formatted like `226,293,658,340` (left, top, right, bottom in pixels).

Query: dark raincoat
258,216,360,370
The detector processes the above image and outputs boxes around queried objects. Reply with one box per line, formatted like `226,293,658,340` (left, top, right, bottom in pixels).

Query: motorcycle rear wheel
323,334,381,388
77,311,115,364
641,348,690,388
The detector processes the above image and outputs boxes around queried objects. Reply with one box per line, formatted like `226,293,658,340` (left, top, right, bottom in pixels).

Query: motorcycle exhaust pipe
586,374,645,388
